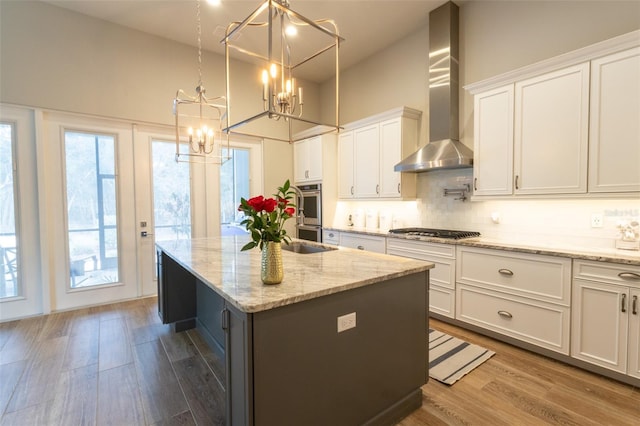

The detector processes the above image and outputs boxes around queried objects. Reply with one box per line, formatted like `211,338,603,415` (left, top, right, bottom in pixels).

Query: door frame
42,111,138,312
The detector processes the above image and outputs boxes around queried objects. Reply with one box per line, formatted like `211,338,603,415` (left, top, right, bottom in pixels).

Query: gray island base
156,237,433,426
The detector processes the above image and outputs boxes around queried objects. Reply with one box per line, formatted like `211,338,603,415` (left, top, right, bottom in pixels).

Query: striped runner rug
428,328,495,385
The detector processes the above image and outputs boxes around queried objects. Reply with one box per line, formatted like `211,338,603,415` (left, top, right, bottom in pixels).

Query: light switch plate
337,312,356,333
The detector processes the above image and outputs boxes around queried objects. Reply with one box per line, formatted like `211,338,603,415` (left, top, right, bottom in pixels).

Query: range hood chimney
394,1,473,173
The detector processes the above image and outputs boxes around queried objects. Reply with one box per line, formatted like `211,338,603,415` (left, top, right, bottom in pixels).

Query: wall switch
337,312,356,333
591,213,604,228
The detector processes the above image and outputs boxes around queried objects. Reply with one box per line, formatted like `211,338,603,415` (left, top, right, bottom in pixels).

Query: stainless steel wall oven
296,183,322,242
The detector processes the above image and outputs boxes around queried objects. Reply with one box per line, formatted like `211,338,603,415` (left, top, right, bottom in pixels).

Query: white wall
326,0,640,250
0,0,306,195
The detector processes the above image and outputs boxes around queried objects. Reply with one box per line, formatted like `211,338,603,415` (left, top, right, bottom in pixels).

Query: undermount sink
282,242,338,254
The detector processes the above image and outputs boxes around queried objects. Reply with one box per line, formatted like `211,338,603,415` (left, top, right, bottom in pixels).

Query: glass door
0,106,42,321
46,113,138,311
65,132,119,288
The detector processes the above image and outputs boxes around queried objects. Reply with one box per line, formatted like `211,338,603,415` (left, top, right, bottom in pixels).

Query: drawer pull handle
474,177,478,191
618,272,640,280
621,294,627,313
497,310,513,319
498,268,514,276
515,175,519,190
357,245,364,250
633,295,638,315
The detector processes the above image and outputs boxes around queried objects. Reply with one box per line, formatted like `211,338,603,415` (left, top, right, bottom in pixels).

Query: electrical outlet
591,213,604,228
337,312,356,333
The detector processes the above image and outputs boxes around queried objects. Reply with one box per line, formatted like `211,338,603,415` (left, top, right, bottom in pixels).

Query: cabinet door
571,279,628,373
293,139,309,183
338,131,354,198
589,47,640,193
379,118,402,198
307,136,323,181
514,63,589,194
473,85,514,196
629,288,640,379
354,124,380,198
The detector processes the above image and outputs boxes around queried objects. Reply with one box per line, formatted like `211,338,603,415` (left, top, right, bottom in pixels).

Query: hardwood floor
0,298,637,425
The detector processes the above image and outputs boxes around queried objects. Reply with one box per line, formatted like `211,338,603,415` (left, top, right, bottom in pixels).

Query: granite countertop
324,227,640,266
156,236,433,314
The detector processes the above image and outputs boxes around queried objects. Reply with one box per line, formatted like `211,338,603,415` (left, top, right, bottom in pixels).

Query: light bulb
285,25,297,36
270,63,277,78
187,127,193,135
285,79,292,93
262,69,269,84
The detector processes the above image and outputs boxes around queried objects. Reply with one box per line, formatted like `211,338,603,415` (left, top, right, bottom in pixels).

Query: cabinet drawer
386,238,455,258
340,233,386,253
457,247,571,305
430,285,454,318
456,285,570,354
322,230,340,245
574,260,640,287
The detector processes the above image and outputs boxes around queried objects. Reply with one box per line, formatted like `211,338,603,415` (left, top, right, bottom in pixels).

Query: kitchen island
156,236,433,426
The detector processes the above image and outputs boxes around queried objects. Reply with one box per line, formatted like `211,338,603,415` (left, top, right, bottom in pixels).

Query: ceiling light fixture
173,0,230,164
221,0,344,143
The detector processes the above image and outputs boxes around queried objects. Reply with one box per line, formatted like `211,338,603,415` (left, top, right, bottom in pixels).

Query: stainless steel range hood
395,1,473,173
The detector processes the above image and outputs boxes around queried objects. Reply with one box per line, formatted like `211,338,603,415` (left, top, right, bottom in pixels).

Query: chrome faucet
290,185,305,226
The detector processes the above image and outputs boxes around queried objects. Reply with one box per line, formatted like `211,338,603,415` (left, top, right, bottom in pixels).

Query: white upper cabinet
514,63,590,195
473,84,514,196
379,118,404,198
293,135,323,183
354,124,380,198
588,47,640,193
338,131,355,198
466,30,639,198
338,107,421,200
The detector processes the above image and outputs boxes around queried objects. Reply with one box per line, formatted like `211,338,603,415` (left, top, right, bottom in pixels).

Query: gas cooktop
388,228,481,240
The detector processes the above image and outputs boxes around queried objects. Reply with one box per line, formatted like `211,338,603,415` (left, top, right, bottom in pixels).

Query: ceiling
42,0,449,82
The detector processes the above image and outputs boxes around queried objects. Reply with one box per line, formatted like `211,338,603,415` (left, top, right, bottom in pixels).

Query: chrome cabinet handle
397,183,401,193
633,295,638,315
328,232,334,238
474,177,478,191
351,186,354,195
618,272,640,280
357,245,365,250
498,268,514,276
515,175,519,190
376,184,379,194
497,310,513,319
621,293,627,313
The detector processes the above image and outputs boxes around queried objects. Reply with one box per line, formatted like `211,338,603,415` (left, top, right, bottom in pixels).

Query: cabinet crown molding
341,106,422,131
465,30,640,94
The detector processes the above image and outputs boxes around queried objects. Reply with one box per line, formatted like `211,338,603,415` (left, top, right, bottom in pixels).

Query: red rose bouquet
237,180,297,251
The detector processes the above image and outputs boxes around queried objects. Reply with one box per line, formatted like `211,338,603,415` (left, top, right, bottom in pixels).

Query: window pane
220,148,250,236
65,131,119,288
0,122,19,298
152,141,191,241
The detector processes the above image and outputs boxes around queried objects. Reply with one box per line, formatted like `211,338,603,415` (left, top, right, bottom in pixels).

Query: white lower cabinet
339,232,386,254
571,260,640,379
456,246,571,354
386,238,455,318
322,229,340,246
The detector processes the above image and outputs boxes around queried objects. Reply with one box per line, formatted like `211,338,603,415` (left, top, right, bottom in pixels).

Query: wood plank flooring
0,298,638,425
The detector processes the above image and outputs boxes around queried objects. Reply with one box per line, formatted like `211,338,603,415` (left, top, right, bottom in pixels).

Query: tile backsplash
333,168,640,250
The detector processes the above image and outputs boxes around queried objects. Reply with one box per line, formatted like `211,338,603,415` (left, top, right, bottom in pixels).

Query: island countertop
156,236,433,313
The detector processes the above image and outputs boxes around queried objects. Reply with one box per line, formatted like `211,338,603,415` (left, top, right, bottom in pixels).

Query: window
152,140,192,241
0,122,19,298
65,131,119,288
220,148,250,235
